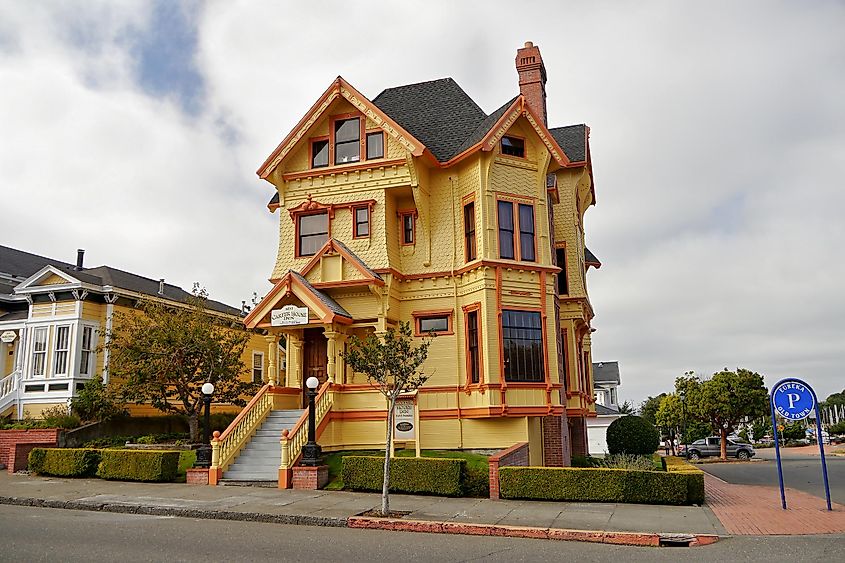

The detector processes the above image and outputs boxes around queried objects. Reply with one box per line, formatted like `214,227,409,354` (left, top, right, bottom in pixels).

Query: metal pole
770,394,787,510
204,394,211,445
810,389,833,511
301,385,321,466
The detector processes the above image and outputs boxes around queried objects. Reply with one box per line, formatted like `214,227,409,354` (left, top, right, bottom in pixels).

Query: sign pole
810,388,833,511
769,392,787,510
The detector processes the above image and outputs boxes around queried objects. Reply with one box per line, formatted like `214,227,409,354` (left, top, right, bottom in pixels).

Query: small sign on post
770,378,832,511
0,330,16,344
392,391,420,458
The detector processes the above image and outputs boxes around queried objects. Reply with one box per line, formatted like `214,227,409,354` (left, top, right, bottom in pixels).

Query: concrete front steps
220,409,303,483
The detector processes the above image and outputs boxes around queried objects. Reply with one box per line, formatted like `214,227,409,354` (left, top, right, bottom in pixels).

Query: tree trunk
188,413,199,443
720,428,728,460
381,395,396,516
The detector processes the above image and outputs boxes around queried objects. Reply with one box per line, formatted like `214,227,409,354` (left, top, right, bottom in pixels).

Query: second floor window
556,247,568,294
31,327,48,377
498,200,536,262
497,201,515,259
502,310,544,383
79,326,94,375
400,212,415,245
518,204,535,262
54,325,70,376
354,206,370,238
334,117,360,164
464,202,476,261
466,309,480,384
298,212,329,256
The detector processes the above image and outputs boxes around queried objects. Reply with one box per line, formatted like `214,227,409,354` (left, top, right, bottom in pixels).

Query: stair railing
211,383,274,475
280,381,333,476
0,369,20,412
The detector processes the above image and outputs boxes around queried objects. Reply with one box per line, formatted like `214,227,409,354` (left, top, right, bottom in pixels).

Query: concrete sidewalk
0,472,724,546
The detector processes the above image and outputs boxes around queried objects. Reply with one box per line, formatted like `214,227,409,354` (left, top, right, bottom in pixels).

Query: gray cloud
1,1,843,403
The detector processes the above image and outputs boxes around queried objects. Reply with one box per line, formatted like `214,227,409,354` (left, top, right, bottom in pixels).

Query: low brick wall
0,429,61,473
186,468,210,485
488,442,529,500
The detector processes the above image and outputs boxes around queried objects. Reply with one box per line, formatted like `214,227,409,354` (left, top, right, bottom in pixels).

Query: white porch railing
280,382,333,473
210,383,274,474
0,369,20,413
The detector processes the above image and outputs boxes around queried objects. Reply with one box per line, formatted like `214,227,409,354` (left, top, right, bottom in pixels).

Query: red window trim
352,205,370,239
499,306,549,386
305,113,389,171
462,302,483,387
412,309,454,337
463,199,477,263
398,209,417,246
294,210,331,259
496,198,537,263
309,135,329,168
555,242,568,295
365,128,385,160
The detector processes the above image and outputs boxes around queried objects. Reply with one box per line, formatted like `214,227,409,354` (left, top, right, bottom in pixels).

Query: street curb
347,516,721,547
0,495,346,528
0,495,720,547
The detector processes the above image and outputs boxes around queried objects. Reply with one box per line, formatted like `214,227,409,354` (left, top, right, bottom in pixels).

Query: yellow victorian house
212,42,601,486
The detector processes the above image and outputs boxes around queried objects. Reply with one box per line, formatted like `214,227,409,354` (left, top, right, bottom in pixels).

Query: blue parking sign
772,380,815,420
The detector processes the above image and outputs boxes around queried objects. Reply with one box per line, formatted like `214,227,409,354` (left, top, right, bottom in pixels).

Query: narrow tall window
353,206,369,238
298,212,329,256
79,326,93,375
556,248,568,294
400,212,415,245
252,352,264,384
502,310,544,383
366,131,384,160
31,327,48,377
497,200,515,259
464,202,476,261
311,139,329,168
53,325,70,376
467,310,480,384
501,136,525,157
518,204,535,262
334,117,360,164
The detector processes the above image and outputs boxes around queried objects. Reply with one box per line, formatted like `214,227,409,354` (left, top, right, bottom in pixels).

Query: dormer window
334,117,361,164
366,131,384,159
311,139,329,168
501,136,525,158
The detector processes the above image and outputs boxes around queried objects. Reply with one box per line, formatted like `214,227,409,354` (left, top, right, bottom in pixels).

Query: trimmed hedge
499,466,691,505
662,456,706,505
28,448,101,477
342,456,465,496
97,450,181,482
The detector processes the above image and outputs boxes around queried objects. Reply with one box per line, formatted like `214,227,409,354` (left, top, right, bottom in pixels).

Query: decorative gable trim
298,238,384,287
14,265,86,294
243,271,353,329
257,77,428,180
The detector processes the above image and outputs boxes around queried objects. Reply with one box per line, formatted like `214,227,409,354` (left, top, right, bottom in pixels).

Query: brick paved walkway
705,474,845,535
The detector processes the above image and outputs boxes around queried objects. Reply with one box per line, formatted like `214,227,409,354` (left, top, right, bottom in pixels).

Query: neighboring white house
587,361,623,455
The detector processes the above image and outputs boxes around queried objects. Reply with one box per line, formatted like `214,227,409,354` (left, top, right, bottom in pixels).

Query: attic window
334,117,361,164
366,131,384,160
311,139,329,168
501,136,525,158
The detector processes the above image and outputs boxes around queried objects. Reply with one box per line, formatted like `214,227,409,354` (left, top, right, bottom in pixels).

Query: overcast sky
1,1,843,405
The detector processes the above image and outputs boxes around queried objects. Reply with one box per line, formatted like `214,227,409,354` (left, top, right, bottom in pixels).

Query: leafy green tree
342,321,433,516
70,375,127,423
617,400,635,414
781,421,806,441
104,286,258,442
679,369,769,459
606,415,660,455
655,394,683,455
821,389,845,408
638,393,667,425
752,418,772,441
829,420,845,435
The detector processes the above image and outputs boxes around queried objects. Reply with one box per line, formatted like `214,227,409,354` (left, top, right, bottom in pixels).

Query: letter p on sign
787,393,800,410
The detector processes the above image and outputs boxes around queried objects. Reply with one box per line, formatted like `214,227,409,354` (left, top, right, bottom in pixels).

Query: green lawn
322,449,489,491
176,450,197,482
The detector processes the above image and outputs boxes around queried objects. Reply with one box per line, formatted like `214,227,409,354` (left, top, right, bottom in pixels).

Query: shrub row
498,466,692,505
342,456,465,497
28,448,101,477
661,456,705,505
29,448,181,482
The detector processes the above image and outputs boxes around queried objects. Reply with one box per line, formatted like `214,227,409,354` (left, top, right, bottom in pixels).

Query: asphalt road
699,454,844,505
1,505,844,562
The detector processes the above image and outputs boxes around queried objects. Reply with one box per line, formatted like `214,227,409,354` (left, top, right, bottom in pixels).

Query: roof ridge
374,76,455,97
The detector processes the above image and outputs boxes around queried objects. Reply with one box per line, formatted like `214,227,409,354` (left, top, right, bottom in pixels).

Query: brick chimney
515,41,548,126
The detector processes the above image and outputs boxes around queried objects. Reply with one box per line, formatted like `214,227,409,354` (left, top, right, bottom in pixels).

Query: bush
97,450,181,482
606,416,659,455
601,453,657,471
829,421,845,435
70,376,127,423
661,456,705,505
40,404,82,429
499,466,690,505
28,448,101,477
571,454,602,468
462,464,490,498
342,456,465,496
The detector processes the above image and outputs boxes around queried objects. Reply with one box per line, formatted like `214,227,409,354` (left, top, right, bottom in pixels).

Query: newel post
209,431,221,485
279,429,292,489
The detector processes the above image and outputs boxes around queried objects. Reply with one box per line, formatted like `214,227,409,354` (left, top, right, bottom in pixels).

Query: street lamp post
679,389,688,459
194,382,215,468
301,376,322,466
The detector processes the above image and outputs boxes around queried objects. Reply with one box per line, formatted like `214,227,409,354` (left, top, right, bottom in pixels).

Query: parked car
678,436,755,460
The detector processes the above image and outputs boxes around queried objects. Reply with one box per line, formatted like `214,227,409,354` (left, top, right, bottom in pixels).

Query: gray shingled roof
371,78,588,165
595,404,621,416
289,271,352,320
330,239,383,281
549,124,587,163
0,245,240,316
592,361,620,384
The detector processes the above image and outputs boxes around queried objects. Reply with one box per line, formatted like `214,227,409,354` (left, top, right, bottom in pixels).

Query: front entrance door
302,328,328,404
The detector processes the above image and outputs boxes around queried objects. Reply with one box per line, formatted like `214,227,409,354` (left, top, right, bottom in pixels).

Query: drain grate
658,534,694,547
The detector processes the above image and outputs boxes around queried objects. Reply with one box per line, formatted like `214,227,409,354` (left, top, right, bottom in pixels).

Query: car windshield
693,440,705,445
